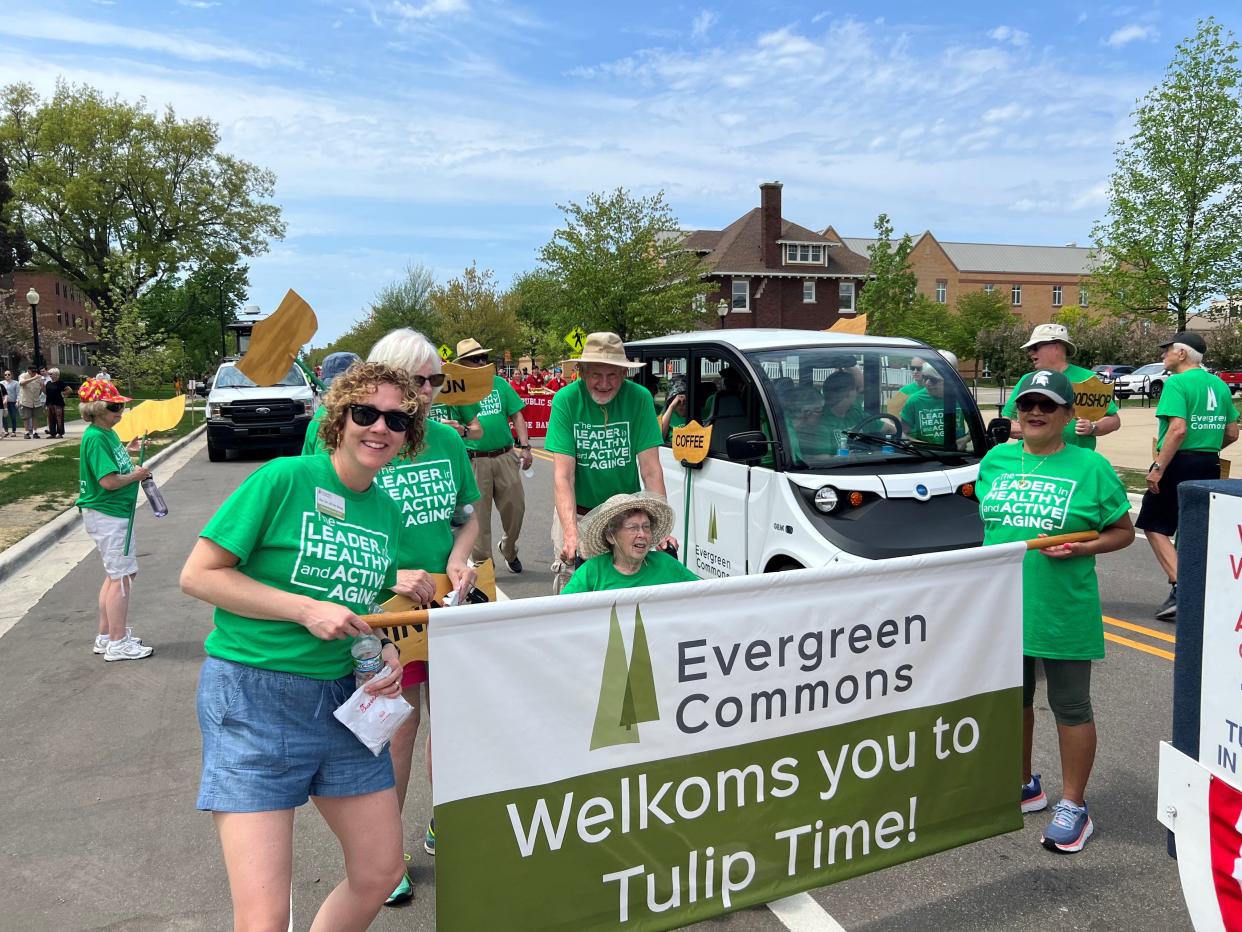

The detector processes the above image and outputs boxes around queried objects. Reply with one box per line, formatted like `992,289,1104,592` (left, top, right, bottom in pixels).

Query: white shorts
82,509,138,579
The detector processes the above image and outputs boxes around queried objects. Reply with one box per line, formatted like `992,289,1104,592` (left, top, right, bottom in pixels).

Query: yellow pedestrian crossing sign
438,343,452,361
564,327,587,354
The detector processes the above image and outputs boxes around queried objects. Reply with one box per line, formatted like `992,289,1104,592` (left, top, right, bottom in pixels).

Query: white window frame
983,284,995,294
1052,285,1062,307
692,294,706,313
838,281,856,313
1011,284,1022,306
935,280,947,304
785,243,825,265
803,280,816,303
731,279,750,312
1079,286,1089,307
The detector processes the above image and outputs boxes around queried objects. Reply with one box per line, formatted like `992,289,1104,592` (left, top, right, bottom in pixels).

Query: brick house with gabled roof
682,182,869,330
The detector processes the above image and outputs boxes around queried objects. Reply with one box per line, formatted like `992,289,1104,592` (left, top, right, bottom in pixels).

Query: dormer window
784,243,824,264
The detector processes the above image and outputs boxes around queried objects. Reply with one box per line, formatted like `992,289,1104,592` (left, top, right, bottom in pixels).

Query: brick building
681,183,869,330
0,270,100,373
825,230,1094,327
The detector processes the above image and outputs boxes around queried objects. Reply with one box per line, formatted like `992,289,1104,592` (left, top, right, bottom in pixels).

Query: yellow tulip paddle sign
235,289,319,387
118,393,186,555
437,362,497,406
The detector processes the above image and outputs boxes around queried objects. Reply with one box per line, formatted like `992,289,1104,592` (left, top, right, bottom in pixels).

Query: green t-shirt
1002,364,1119,450
429,400,481,432
561,550,699,594
898,382,920,397
1155,367,1239,453
466,377,525,453
75,423,138,518
900,390,966,446
977,442,1130,660
200,454,402,679
545,380,663,510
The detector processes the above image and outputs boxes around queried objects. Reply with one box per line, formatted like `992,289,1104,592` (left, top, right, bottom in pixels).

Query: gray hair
1172,343,1204,365
368,329,441,397
935,349,959,371
603,507,654,550
79,400,110,423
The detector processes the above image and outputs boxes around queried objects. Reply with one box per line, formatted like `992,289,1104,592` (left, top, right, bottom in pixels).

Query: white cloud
388,0,469,20
1104,24,1156,47
177,0,221,8
988,25,1029,47
691,10,717,41
811,10,831,24
0,12,294,68
981,102,1025,123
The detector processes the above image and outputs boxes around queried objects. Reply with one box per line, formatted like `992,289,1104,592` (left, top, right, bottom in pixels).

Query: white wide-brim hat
1021,323,1076,355
563,332,642,369
579,493,675,558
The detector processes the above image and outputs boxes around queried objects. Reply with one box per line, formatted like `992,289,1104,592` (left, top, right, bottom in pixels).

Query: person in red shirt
545,367,567,392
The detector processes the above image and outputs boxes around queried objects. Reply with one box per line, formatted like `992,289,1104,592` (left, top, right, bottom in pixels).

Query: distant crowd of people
0,365,73,439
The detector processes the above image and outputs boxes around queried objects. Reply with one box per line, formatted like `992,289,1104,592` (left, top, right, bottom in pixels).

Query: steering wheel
848,412,903,440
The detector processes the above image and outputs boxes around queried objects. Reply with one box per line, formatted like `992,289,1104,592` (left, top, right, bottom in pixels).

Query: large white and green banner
430,544,1027,930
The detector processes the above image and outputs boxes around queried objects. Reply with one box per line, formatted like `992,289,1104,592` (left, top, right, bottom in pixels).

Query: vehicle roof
627,329,923,352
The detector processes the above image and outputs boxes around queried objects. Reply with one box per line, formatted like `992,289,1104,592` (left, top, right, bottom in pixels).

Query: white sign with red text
1202,494,1242,788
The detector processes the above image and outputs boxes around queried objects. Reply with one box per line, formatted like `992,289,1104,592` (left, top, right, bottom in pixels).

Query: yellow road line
1103,615,1177,644
1104,631,1175,662
531,448,554,462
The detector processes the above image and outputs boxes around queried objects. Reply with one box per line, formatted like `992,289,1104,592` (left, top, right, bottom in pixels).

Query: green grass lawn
0,414,200,510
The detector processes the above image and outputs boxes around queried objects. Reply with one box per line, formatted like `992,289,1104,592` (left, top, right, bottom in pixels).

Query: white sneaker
94,628,143,655
104,638,153,662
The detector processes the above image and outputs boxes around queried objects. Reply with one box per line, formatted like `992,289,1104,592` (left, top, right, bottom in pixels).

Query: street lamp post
716,297,729,329
26,287,41,368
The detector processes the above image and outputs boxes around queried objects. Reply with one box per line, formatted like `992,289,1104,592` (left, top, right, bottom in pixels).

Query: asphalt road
0,439,1190,931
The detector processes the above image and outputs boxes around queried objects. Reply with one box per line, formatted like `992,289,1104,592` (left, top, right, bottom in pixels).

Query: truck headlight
813,486,840,513
207,403,221,419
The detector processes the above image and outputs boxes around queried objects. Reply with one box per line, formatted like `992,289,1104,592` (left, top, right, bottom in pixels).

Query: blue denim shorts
196,656,394,812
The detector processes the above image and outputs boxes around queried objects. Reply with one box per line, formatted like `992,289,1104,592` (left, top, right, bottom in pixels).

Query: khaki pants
550,508,586,595
470,451,524,565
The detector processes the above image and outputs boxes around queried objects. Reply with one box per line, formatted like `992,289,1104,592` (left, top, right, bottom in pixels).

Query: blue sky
0,1,1221,340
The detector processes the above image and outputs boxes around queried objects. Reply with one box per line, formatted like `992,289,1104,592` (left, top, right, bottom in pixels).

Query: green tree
0,80,285,355
975,321,1031,382
430,262,521,355
132,261,248,375
0,152,31,275
861,213,921,337
313,264,437,361
1090,18,1242,330
507,269,566,364
949,288,1011,359
536,188,711,340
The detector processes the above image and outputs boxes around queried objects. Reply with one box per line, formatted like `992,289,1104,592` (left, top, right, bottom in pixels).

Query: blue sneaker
1041,800,1093,853
424,819,435,856
384,854,414,906
1021,773,1047,813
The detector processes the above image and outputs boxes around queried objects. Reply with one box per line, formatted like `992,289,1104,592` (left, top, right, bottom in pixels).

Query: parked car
1091,364,1135,384
1112,362,1169,399
1218,369,1242,395
626,330,1002,574
205,360,316,462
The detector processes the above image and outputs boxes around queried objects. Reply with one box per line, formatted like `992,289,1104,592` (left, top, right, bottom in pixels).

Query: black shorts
1135,451,1220,536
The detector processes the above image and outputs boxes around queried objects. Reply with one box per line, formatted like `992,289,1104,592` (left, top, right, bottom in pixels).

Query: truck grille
224,399,300,423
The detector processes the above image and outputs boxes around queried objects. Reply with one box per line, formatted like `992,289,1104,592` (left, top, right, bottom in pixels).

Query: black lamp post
26,287,41,368
716,298,729,329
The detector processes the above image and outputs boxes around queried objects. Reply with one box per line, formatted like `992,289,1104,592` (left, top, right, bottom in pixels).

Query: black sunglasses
411,373,446,388
459,356,489,366
105,402,124,413
1015,397,1063,414
349,404,412,433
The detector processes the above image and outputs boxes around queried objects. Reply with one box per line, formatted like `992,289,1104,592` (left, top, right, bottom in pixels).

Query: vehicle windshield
214,364,305,389
743,346,984,468
1133,363,1164,376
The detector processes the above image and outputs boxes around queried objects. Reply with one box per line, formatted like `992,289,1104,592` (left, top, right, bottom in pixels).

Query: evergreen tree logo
706,505,718,544
590,604,660,750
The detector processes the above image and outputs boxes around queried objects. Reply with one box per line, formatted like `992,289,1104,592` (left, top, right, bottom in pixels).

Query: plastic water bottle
351,635,384,687
522,465,534,479
881,442,896,454
141,477,169,517
451,502,475,528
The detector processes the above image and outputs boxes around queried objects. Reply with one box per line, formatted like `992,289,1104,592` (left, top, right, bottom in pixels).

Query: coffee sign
1072,376,1112,422
671,420,712,466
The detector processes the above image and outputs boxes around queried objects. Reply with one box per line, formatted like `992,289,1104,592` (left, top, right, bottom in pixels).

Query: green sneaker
384,855,414,907
424,820,436,856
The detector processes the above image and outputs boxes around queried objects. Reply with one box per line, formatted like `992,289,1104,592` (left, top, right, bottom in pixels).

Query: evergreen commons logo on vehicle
590,605,660,750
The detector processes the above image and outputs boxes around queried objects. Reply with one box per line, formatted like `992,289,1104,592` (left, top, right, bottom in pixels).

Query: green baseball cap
1014,369,1073,406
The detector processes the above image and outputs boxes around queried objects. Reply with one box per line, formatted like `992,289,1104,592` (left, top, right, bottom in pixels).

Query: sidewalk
0,419,88,461
1094,406,1240,474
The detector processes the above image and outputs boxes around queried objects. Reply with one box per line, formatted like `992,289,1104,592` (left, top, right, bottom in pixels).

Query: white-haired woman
303,328,479,903
561,493,699,593
44,367,68,438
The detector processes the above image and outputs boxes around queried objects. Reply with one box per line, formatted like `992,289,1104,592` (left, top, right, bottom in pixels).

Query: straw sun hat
579,493,675,558
563,332,642,369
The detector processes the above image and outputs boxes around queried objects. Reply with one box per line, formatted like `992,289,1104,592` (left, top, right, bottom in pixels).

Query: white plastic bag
333,667,414,755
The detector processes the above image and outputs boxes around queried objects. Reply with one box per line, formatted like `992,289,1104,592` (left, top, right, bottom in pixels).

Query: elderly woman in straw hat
561,493,698,593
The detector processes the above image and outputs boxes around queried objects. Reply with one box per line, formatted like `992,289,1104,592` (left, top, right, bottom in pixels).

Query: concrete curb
0,424,206,587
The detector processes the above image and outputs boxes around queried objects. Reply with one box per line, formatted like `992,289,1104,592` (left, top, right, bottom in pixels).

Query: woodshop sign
429,545,1026,930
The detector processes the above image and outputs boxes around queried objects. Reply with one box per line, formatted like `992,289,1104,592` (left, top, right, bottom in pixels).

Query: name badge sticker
315,487,346,520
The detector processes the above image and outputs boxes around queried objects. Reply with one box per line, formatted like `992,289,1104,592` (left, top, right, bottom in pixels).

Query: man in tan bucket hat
544,332,671,592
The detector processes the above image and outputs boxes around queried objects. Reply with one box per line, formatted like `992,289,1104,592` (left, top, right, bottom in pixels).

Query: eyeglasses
1015,397,1063,414
105,402,124,413
349,403,412,433
411,373,446,388
1027,342,1056,353
619,522,653,535
910,365,923,372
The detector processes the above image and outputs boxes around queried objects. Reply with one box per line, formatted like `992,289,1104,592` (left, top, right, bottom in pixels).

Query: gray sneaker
1155,584,1177,622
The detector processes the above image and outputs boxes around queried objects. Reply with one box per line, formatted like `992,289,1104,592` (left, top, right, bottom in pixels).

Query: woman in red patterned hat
75,378,154,661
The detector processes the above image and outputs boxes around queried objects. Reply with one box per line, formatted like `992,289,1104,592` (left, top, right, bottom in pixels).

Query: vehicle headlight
207,403,221,418
813,486,840,514
302,401,314,415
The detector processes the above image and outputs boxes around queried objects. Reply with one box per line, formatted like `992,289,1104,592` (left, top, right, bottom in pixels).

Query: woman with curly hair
180,361,424,931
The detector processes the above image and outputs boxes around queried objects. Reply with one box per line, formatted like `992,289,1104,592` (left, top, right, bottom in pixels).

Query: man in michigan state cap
545,331,673,593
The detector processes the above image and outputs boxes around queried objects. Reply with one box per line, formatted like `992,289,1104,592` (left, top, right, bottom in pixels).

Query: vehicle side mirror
195,384,209,397
986,417,1011,448
726,430,769,462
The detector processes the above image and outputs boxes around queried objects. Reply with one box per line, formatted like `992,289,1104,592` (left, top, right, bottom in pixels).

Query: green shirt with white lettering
561,550,699,594
1155,367,1239,453
1002,364,1119,450
900,390,966,446
545,379,663,510
429,400,481,434
200,454,401,679
75,423,138,518
466,377,525,453
977,442,1130,660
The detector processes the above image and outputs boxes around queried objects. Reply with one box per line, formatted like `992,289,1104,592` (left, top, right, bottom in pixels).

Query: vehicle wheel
1150,382,1163,400
1115,392,1130,400
207,440,225,462
766,559,804,573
